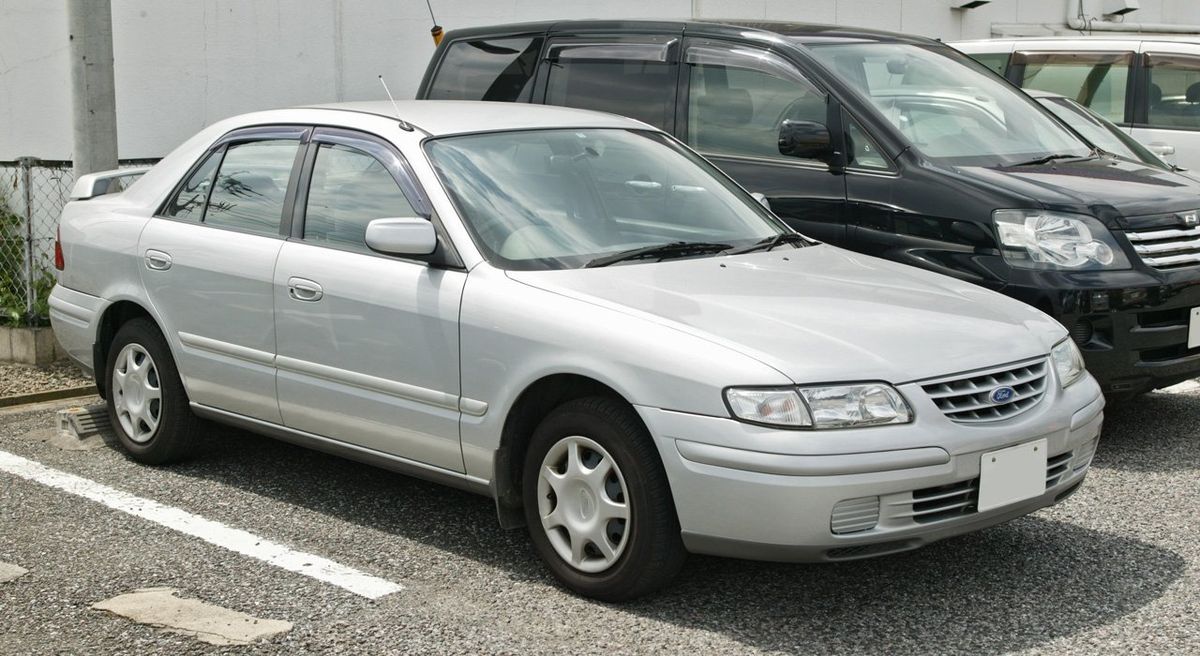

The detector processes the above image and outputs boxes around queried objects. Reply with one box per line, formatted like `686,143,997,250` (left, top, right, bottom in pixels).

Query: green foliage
0,195,52,326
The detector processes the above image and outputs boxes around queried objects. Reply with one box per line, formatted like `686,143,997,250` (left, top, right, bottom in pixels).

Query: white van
952,36,1200,169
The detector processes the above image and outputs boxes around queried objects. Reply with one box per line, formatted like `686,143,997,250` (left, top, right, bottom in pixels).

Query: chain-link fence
0,158,157,326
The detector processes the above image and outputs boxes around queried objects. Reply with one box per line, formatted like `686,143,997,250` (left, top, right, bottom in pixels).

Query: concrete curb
0,386,98,409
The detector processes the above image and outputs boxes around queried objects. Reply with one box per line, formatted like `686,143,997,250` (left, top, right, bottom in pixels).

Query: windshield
1038,96,1168,169
425,129,787,270
805,42,1092,166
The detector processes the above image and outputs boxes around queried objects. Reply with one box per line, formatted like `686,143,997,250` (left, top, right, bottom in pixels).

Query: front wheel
105,318,203,464
522,397,686,601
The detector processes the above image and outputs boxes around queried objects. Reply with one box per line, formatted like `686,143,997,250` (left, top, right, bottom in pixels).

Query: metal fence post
17,156,36,326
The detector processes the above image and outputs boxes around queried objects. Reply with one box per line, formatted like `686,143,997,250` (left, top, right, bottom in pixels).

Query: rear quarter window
427,37,543,102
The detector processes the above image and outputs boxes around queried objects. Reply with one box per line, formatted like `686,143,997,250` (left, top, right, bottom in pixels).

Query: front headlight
1051,338,1086,388
993,210,1130,270
725,383,912,429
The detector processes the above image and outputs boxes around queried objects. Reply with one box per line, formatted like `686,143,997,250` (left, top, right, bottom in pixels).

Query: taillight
54,227,65,271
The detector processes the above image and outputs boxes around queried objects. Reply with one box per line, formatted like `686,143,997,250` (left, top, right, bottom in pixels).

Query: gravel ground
0,361,92,397
0,390,1196,655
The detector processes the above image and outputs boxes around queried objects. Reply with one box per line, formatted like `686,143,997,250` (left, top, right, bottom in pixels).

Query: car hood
506,245,1067,384
957,156,1200,226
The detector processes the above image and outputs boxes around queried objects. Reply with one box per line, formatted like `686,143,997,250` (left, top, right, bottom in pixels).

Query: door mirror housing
364,218,438,256
778,120,833,161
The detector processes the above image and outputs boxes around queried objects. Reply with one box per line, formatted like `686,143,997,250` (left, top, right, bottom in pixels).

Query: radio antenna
377,75,414,131
378,75,400,116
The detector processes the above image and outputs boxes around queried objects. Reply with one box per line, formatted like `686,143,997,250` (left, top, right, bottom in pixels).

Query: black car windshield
805,41,1093,167
425,129,790,270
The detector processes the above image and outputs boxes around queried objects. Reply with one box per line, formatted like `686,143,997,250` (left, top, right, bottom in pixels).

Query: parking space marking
0,561,28,583
1162,380,1200,394
0,450,402,599
93,587,293,646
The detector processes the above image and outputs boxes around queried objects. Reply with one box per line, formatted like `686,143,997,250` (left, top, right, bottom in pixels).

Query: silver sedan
50,101,1103,600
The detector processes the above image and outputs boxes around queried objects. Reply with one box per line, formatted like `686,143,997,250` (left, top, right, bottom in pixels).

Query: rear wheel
522,397,686,601
106,318,202,464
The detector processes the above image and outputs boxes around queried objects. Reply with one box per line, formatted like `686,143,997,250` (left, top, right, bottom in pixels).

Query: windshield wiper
1008,151,1096,167
724,232,811,255
584,241,732,268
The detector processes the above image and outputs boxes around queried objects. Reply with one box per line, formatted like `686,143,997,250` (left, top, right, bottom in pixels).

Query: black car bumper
1004,269,1200,399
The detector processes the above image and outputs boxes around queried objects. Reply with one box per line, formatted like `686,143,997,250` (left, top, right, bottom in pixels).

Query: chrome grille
830,496,880,535
886,447,1078,526
1125,225,1200,269
1045,451,1073,488
893,478,979,525
921,359,1049,423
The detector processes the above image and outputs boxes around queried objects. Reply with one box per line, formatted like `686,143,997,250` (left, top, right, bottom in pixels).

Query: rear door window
163,151,221,221
1145,53,1200,131
684,43,826,163
426,37,543,102
204,140,300,236
1014,51,1133,123
543,39,678,129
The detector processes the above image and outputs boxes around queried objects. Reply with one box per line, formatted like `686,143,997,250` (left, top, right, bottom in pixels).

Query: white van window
1146,53,1200,131
1016,52,1132,124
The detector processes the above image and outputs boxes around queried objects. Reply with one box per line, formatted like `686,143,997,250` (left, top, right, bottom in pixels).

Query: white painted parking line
0,561,28,583
93,587,292,645
1161,379,1200,394
0,450,402,599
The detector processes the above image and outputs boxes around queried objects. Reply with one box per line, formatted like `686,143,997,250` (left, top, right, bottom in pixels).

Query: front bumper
1001,258,1200,398
637,372,1103,562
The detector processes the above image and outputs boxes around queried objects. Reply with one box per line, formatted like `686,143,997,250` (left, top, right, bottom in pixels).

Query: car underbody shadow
161,422,1183,655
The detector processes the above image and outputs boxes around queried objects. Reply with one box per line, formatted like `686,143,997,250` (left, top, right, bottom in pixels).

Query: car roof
304,100,651,136
438,18,936,47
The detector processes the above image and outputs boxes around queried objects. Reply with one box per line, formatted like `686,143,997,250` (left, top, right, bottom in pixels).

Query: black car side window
428,37,543,102
544,39,677,129
684,44,827,163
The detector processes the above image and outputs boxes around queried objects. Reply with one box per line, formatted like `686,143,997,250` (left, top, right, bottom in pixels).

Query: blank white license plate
1190,307,1200,350
978,438,1047,513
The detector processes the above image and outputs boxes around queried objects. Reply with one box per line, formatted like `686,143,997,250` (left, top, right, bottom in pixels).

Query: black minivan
418,20,1200,399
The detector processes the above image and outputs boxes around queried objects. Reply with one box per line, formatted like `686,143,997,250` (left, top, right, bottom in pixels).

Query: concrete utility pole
67,0,119,177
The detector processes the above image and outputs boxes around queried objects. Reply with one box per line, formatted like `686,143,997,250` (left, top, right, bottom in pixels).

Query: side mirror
778,120,833,161
364,217,438,256
750,192,771,210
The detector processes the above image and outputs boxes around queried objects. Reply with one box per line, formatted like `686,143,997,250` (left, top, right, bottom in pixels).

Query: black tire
105,318,203,464
522,396,686,601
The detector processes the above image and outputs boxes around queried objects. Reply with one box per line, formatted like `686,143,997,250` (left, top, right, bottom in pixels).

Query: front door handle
287,277,324,302
1149,142,1176,157
144,249,172,271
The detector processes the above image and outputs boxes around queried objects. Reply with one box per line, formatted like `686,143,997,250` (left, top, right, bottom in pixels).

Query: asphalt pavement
0,388,1197,655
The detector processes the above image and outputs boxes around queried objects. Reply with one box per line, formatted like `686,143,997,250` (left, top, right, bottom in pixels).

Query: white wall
1,0,1197,160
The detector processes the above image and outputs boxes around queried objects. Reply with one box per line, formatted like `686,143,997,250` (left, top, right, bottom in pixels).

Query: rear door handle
287,277,323,302
144,249,172,271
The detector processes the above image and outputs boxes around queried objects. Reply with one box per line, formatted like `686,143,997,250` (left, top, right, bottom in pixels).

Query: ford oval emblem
989,386,1015,404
